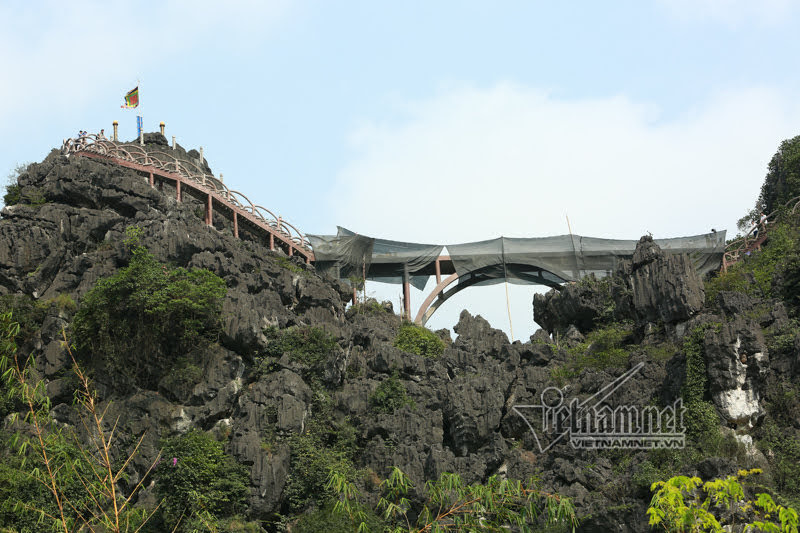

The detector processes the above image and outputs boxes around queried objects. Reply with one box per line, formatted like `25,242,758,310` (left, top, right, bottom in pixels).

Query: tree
327,466,578,532
153,430,250,532
758,135,800,215
647,469,799,532
0,314,159,532
72,226,227,391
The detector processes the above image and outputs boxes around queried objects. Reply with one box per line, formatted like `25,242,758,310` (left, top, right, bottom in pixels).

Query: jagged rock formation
533,235,705,336
1,143,799,532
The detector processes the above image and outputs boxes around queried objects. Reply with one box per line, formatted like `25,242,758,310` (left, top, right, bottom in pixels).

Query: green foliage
293,502,384,533
3,184,20,206
680,324,730,453
72,226,227,390
758,135,800,214
704,269,755,306
283,418,358,513
328,466,578,532
4,162,30,207
154,429,250,532
393,322,445,358
347,299,392,317
566,321,633,372
20,188,47,207
757,419,800,499
0,312,158,532
681,324,716,406
263,326,337,367
643,342,678,361
274,255,306,275
706,217,800,307
0,295,48,346
0,434,109,532
647,469,799,532
369,370,413,414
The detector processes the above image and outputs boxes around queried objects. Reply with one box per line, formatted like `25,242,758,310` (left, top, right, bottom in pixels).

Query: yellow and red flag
121,86,139,108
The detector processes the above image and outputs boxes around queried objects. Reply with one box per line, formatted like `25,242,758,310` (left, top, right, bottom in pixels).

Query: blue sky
3,0,800,338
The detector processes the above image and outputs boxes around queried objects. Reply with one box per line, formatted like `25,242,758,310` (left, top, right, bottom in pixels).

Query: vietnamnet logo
512,363,685,452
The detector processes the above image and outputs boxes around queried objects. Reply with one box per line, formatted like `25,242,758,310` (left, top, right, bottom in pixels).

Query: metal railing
62,135,312,252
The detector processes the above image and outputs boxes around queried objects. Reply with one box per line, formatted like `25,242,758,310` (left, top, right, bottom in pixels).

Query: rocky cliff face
1,145,798,532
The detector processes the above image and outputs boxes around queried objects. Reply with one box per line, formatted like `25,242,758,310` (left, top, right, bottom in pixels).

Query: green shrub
21,188,46,206
681,324,719,406
294,503,384,533
0,434,106,532
0,294,49,346
263,326,337,366
154,430,250,532
347,299,391,317
284,423,357,513
704,269,755,305
3,162,30,207
3,184,20,206
642,342,677,361
369,371,413,414
567,321,633,372
680,323,729,450
647,470,799,532
72,227,226,391
707,217,800,305
758,134,800,214
758,419,800,499
274,255,306,275
393,322,445,358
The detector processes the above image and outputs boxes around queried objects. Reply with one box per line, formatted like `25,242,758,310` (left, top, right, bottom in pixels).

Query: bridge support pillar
402,269,411,319
205,194,213,226
149,171,154,188
269,233,275,251
176,181,181,202
289,246,294,257
233,212,238,238
435,258,441,284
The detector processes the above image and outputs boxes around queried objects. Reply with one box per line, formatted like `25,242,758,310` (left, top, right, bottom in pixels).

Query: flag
121,86,139,109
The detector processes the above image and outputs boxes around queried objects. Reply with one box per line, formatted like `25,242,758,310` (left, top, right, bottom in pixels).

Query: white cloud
334,83,798,242
332,83,800,336
0,0,292,123
657,0,797,27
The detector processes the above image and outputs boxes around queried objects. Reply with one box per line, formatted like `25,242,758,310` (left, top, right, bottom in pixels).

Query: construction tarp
308,229,726,288
446,231,726,287
308,227,444,290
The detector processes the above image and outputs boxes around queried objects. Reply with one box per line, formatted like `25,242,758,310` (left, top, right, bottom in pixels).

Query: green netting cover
308,227,444,290
308,229,726,289
446,232,726,286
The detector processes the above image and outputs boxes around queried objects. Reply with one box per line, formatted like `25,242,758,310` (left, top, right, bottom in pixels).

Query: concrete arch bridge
308,228,727,325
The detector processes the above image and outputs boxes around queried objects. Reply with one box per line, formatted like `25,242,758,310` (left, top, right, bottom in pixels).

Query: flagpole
138,79,143,145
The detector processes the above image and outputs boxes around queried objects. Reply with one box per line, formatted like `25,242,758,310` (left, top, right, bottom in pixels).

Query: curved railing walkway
722,195,800,272
61,135,313,262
